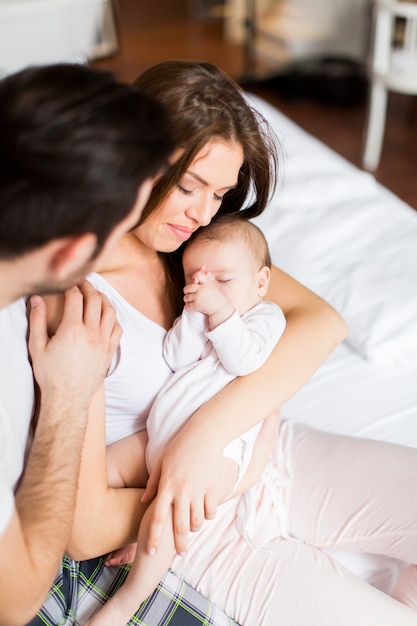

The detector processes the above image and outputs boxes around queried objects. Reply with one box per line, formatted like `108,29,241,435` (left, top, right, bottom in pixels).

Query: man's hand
141,421,224,555
28,281,122,419
0,283,122,625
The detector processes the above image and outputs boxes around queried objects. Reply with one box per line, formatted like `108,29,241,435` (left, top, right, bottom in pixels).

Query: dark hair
132,60,279,313
187,214,272,269
0,63,174,259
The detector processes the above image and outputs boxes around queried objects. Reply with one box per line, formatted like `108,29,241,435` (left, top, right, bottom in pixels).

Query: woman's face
135,139,244,253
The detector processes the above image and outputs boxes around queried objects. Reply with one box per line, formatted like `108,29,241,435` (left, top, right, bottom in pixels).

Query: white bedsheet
247,93,417,444
248,93,417,591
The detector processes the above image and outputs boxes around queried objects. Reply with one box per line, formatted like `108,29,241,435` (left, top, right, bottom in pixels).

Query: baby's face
183,238,265,315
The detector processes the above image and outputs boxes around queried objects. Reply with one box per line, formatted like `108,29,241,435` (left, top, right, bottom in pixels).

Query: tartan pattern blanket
27,556,238,626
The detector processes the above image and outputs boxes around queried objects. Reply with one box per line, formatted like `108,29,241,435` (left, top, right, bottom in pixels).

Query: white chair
363,0,417,171
0,0,118,77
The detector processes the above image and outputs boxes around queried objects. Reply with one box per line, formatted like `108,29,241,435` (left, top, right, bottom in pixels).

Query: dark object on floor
240,56,368,106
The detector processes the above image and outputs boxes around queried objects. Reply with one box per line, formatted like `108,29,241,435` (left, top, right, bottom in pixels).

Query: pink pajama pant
172,420,417,626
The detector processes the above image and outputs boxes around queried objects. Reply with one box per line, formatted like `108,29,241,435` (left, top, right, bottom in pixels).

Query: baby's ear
257,266,270,297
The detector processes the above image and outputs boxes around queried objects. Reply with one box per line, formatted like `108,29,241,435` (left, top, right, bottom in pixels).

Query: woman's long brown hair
132,60,280,316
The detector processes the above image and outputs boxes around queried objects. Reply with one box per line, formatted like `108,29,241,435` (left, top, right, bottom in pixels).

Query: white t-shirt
0,298,34,535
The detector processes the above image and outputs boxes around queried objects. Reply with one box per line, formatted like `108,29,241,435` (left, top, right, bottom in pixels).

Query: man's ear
48,233,97,280
257,266,271,297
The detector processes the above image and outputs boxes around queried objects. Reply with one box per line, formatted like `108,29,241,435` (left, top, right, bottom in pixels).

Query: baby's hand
191,265,210,285
183,266,234,328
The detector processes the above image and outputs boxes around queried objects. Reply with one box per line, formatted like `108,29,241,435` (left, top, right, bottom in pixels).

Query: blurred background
1,0,415,208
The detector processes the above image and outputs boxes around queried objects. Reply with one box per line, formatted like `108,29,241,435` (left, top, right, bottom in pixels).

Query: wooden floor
92,0,417,210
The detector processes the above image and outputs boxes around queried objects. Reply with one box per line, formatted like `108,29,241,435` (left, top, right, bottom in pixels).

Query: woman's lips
167,224,194,241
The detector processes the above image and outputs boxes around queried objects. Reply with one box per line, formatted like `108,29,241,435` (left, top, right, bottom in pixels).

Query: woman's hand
141,420,224,555
141,410,280,555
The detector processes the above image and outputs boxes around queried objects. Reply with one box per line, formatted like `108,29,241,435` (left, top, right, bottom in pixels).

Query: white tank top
87,273,172,446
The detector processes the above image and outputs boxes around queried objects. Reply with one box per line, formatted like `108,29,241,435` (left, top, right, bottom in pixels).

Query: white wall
0,0,117,77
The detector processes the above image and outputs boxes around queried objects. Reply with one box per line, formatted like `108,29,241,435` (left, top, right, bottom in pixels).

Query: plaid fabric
27,556,239,626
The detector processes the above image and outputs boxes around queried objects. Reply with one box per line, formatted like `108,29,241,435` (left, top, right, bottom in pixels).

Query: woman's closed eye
178,184,193,196
177,184,223,203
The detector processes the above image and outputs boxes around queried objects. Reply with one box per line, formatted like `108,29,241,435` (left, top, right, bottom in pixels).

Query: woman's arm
143,267,348,554
67,389,148,560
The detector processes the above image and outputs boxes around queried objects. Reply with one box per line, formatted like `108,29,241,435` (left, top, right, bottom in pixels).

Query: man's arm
0,283,121,626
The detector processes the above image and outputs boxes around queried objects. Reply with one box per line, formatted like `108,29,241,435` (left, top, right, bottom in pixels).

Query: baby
87,215,286,625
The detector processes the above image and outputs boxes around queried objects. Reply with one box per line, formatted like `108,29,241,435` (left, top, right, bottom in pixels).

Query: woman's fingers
145,489,174,555
144,485,207,555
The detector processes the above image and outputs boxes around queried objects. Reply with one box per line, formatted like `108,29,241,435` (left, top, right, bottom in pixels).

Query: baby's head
182,215,272,315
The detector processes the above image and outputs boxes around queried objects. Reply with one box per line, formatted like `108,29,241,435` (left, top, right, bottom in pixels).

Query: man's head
0,63,174,296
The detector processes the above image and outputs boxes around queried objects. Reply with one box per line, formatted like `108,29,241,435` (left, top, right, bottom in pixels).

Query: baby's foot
104,542,137,566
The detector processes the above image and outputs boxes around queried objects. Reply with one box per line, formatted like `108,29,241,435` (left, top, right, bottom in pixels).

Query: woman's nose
187,195,217,226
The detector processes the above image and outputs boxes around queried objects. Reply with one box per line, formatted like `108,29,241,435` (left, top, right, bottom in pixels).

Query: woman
35,61,417,626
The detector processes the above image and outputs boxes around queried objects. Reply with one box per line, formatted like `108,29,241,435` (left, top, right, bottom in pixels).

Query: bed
248,93,417,592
